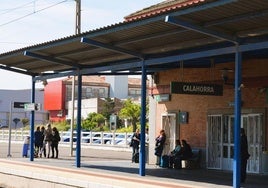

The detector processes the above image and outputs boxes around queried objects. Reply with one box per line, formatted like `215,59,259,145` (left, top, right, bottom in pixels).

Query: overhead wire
0,0,70,27
0,0,72,49
0,1,38,15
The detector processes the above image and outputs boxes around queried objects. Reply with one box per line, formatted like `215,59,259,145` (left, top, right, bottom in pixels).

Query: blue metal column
233,47,242,188
76,71,82,167
30,76,36,161
139,60,146,176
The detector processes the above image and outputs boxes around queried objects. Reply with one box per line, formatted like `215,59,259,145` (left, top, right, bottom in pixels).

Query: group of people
154,128,250,183
129,127,250,183
154,129,193,168
34,123,61,158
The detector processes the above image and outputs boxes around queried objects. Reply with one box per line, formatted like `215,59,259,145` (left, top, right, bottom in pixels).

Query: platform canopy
0,0,268,81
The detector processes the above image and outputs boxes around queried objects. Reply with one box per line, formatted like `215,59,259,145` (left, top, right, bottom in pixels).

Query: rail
0,129,133,147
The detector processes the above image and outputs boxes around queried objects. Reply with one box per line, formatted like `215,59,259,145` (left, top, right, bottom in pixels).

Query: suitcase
160,155,169,168
22,144,29,157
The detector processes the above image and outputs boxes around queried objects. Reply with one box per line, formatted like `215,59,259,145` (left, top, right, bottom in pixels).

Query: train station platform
0,143,267,188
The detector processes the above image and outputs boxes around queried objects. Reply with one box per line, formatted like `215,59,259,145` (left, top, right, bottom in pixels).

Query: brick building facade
148,59,268,173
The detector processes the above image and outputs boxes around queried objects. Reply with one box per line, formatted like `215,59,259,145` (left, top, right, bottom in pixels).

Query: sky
0,0,163,90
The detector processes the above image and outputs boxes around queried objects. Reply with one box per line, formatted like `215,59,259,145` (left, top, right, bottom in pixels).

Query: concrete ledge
0,159,191,188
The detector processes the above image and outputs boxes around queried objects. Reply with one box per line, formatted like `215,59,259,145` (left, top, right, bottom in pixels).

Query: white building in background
45,75,143,122
0,89,48,128
106,75,129,99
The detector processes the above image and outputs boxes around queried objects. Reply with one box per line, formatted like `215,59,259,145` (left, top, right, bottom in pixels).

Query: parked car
61,132,77,142
81,132,101,143
61,131,94,143
0,123,8,129
92,134,113,144
106,133,132,145
115,134,132,145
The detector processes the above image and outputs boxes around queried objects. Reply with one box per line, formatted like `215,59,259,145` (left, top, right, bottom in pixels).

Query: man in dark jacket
241,128,250,183
131,129,140,163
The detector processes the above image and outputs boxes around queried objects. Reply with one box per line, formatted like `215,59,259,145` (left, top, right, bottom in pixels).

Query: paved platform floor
0,142,267,188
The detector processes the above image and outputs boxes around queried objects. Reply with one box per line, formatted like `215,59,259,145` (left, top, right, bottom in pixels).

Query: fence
0,129,133,147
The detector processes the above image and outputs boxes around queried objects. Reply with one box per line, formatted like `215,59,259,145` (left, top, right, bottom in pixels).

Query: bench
182,149,201,169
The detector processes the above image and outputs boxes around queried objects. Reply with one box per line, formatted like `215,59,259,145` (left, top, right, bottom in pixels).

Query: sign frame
170,82,223,96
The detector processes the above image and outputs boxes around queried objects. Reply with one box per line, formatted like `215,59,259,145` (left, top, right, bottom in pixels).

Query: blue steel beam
0,65,35,76
32,69,146,82
139,60,147,176
204,9,268,27
233,49,242,188
24,51,81,68
81,37,144,59
29,76,36,162
81,61,143,75
32,40,268,81
165,15,239,44
33,71,77,82
145,41,268,66
76,71,82,168
82,40,268,75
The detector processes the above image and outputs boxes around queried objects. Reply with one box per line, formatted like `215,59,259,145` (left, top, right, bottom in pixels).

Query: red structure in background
44,80,66,122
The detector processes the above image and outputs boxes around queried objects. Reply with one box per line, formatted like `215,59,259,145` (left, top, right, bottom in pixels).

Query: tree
101,98,115,120
82,112,105,131
119,99,141,132
21,118,29,127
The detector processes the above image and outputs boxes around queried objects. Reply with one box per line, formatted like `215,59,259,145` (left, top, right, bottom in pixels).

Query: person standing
241,128,250,183
131,129,140,163
40,126,46,157
154,129,166,165
44,123,52,158
51,127,60,158
34,126,43,157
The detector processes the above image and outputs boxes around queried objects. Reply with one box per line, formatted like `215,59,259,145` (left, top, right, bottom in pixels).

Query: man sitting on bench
173,139,193,169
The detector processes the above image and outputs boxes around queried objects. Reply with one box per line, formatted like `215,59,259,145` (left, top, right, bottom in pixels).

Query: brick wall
153,59,268,149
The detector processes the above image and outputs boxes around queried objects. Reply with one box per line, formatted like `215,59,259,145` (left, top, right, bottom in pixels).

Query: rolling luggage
22,144,29,157
160,155,169,168
22,136,30,157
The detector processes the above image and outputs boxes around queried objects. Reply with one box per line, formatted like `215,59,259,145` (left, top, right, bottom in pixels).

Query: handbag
129,140,133,147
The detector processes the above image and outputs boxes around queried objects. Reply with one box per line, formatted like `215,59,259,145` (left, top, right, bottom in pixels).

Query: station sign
24,103,36,111
170,82,223,96
13,102,28,109
155,94,171,102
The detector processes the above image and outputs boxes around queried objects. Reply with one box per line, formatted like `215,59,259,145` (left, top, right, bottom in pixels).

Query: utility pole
70,0,81,156
75,0,81,34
